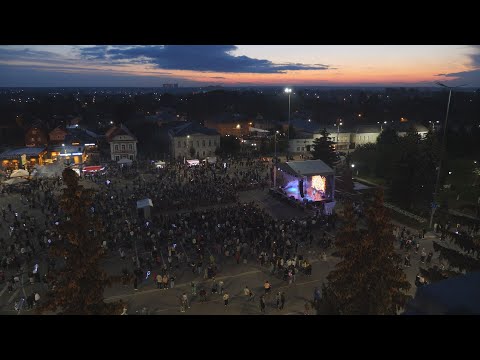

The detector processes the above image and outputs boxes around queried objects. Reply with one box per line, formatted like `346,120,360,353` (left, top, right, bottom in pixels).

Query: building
48,126,69,143
46,126,99,164
48,144,86,165
106,125,138,162
169,122,220,160
204,113,253,137
25,126,48,147
0,147,47,170
288,120,429,155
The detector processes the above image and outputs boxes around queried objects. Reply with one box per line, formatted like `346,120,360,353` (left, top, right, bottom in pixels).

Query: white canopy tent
10,169,29,178
154,161,166,168
186,159,200,166
4,177,28,185
117,158,133,165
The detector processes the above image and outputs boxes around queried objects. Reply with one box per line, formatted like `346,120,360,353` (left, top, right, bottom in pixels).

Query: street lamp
274,130,279,187
336,119,343,150
429,81,467,228
285,88,292,158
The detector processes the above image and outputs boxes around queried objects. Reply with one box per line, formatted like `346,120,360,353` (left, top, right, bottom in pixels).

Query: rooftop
0,147,46,159
279,159,335,177
106,125,137,142
170,122,220,137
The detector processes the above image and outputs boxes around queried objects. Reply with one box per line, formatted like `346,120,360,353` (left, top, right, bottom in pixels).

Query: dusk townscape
0,45,479,315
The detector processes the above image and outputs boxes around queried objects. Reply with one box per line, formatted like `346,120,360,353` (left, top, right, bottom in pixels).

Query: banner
324,201,336,215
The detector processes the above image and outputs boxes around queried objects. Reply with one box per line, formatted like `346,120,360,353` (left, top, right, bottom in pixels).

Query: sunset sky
0,45,479,87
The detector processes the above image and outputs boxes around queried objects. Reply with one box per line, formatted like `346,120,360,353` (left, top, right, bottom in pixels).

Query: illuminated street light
274,130,279,187
284,88,292,158
351,164,355,168
430,81,468,228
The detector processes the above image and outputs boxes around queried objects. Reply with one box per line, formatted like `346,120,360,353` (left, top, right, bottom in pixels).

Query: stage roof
279,160,334,177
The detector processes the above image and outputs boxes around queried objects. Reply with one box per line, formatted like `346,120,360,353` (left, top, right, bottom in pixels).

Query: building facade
169,122,220,160
289,123,429,155
106,125,138,161
25,127,48,147
48,126,68,144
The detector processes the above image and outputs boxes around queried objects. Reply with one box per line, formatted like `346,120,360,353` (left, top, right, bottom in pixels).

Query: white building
106,125,138,161
289,123,429,155
169,122,220,160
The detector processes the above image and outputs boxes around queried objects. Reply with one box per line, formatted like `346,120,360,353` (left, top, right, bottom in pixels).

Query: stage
275,160,335,203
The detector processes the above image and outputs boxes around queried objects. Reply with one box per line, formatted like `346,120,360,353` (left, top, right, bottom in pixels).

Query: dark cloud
78,45,331,73
435,45,480,86
436,69,480,86
0,64,186,87
0,47,63,62
210,76,226,79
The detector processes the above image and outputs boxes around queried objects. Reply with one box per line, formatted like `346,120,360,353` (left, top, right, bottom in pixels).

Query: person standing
191,281,197,296
170,274,176,288
313,287,321,308
280,292,285,310
223,292,229,310
304,301,311,315
156,274,162,289
244,285,252,300
133,277,138,291
182,292,190,309
218,280,224,295
260,295,266,314
420,248,426,263
199,288,207,302
276,292,282,310
264,280,271,296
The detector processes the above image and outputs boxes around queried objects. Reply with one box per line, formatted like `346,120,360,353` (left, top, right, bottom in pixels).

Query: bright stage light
312,175,326,193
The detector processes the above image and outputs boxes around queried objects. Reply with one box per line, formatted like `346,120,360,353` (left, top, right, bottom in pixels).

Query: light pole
274,130,279,188
377,121,387,131
429,81,467,229
285,88,292,159
336,119,343,150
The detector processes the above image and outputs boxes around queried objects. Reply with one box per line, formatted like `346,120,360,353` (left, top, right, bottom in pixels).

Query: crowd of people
0,177,66,311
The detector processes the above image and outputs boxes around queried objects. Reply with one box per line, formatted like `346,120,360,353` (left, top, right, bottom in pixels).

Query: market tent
186,159,200,166
117,158,133,165
83,165,104,173
5,177,28,185
10,169,29,178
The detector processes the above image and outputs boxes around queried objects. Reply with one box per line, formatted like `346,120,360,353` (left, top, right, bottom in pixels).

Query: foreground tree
38,168,124,315
323,190,411,314
310,128,337,168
